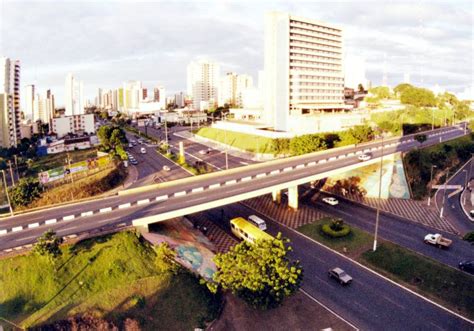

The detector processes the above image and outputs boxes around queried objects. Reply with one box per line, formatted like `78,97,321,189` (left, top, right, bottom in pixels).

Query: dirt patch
210,291,355,331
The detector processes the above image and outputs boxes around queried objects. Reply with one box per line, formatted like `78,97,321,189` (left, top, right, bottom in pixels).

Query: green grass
0,231,220,329
196,127,274,154
297,217,373,256
26,149,98,176
361,242,474,319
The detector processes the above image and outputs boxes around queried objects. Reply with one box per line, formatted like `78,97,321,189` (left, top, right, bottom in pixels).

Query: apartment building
51,113,95,138
187,60,220,110
0,57,21,147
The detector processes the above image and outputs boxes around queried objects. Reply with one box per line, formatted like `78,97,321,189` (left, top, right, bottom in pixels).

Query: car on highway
358,153,372,161
130,159,138,165
162,165,171,171
199,149,208,155
140,147,147,154
458,261,474,274
424,233,452,248
328,267,352,285
128,143,133,148
322,197,339,205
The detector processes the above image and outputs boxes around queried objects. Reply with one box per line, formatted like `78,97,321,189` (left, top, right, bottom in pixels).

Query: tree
337,125,374,146
400,87,436,107
33,229,63,262
212,233,303,309
357,83,365,93
9,177,42,208
289,134,326,156
369,86,390,99
394,83,413,96
414,134,427,145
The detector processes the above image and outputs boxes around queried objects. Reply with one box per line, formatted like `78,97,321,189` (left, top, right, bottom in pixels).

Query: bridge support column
272,189,281,204
288,185,298,210
138,224,149,233
179,141,185,163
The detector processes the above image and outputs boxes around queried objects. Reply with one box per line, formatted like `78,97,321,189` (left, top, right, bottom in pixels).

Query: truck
423,233,452,248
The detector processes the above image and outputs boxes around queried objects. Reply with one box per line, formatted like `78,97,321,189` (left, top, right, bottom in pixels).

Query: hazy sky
0,0,472,106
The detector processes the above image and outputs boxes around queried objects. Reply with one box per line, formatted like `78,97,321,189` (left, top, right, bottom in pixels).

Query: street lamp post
463,169,468,205
1,169,14,216
8,160,15,186
440,168,449,218
223,114,229,170
427,165,437,206
373,135,384,252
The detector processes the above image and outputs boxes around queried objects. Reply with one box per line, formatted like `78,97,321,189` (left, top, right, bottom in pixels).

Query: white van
248,215,267,231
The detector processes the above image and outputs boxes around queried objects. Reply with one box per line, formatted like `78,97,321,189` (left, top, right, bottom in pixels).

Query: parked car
130,159,138,165
328,267,352,285
163,165,171,171
199,149,207,155
322,197,339,206
423,233,452,248
128,143,133,148
140,147,147,154
458,260,474,274
358,153,371,161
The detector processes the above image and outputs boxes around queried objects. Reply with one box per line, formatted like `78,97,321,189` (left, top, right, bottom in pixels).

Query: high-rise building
46,89,55,121
264,12,345,131
123,81,141,110
65,73,84,116
0,57,21,147
142,88,148,101
187,60,220,110
25,84,35,120
153,86,165,103
218,72,254,107
175,92,185,108
97,88,103,108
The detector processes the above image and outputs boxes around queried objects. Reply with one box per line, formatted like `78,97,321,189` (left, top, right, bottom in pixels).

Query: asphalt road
0,125,466,251
199,203,473,330
301,189,474,271
434,158,474,234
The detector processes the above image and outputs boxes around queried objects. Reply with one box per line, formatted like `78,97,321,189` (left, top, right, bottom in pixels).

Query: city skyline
0,1,472,106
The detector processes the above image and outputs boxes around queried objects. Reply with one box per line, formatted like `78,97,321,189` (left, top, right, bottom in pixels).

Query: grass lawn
361,242,474,320
0,231,220,329
196,127,274,154
26,148,98,176
297,217,373,257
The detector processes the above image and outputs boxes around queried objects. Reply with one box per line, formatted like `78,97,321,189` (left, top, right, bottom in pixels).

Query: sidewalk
460,179,474,221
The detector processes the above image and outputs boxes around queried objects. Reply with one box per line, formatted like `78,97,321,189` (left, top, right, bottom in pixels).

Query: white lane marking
118,202,131,209
45,219,57,224
307,161,316,166
270,170,280,175
283,167,293,172
318,159,327,163
137,199,150,205
81,211,93,217
296,164,305,169
28,223,39,229
225,180,237,185
209,183,221,189
15,235,37,241
347,152,355,157
239,161,249,165
156,195,168,201
63,215,75,221
60,225,78,232
371,147,377,151
4,248,13,252
174,191,186,197
12,226,23,232
191,187,204,193
241,176,252,182
256,173,266,178
355,150,362,155
189,196,208,203
0,229,7,235
338,154,346,159
100,207,112,213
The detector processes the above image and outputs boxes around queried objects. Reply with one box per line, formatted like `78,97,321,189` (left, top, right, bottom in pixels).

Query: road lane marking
209,183,220,189
137,199,150,205
0,229,7,235
156,195,168,201
45,219,57,224
100,207,112,213
283,167,293,172
81,211,93,217
338,154,346,159
118,203,132,209
256,173,266,178
270,170,280,175
239,161,249,165
191,187,204,193
12,226,23,232
241,176,252,182
60,225,78,232
189,196,208,203
28,223,39,228
318,159,327,163
225,179,237,185
15,235,37,241
296,164,305,169
307,161,316,166
174,191,186,197
63,215,75,221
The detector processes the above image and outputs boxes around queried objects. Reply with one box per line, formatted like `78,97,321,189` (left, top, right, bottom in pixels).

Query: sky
0,0,473,106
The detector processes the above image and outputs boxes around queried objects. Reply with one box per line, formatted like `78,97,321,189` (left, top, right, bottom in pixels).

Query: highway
198,203,473,330
0,125,467,252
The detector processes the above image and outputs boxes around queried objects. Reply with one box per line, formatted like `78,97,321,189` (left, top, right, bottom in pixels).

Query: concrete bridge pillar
272,189,281,204
288,185,298,210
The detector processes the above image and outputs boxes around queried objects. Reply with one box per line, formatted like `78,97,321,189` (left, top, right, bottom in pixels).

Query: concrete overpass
0,124,467,237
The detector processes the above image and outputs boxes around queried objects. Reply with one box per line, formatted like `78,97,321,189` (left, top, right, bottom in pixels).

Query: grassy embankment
0,231,221,329
25,149,98,177
196,127,274,154
298,218,474,319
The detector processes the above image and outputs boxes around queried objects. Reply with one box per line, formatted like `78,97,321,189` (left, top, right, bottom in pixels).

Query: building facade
0,57,21,147
264,12,345,132
218,72,254,107
187,60,220,110
51,113,95,138
65,73,84,116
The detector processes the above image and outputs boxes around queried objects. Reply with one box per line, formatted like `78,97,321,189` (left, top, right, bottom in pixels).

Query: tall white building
0,57,21,148
219,72,254,107
65,73,84,116
187,60,220,110
25,84,35,120
123,80,142,110
264,12,345,132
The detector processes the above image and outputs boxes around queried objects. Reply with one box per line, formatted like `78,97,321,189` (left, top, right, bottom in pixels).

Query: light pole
427,165,437,206
373,134,384,252
8,160,15,186
1,169,14,216
224,116,229,170
463,169,468,205
66,152,75,201
440,168,449,218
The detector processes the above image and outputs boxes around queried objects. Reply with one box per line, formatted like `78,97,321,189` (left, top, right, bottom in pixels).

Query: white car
162,165,171,171
358,154,371,161
322,197,339,206
140,147,147,154
199,149,207,155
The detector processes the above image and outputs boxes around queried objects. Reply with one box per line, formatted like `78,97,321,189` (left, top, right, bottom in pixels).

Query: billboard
39,155,110,184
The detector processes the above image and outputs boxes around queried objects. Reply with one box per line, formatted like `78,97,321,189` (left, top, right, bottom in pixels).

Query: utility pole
66,152,74,201
463,169,468,205
14,155,20,181
164,118,169,154
373,135,384,252
8,160,15,186
440,169,449,218
1,169,14,216
223,114,229,170
427,165,437,206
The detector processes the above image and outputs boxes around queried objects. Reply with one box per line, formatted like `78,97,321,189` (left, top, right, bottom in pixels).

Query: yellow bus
230,217,274,245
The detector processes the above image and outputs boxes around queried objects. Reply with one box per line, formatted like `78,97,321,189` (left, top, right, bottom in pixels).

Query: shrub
320,220,351,238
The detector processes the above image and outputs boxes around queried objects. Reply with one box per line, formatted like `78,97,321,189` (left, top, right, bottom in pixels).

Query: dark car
328,267,353,285
458,261,474,274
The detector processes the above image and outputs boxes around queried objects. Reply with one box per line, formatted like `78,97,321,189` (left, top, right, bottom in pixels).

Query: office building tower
187,60,220,110
0,57,21,147
264,12,345,131
25,84,35,121
219,72,253,107
65,73,84,116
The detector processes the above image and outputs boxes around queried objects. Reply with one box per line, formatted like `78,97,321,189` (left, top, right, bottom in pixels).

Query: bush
320,219,351,238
